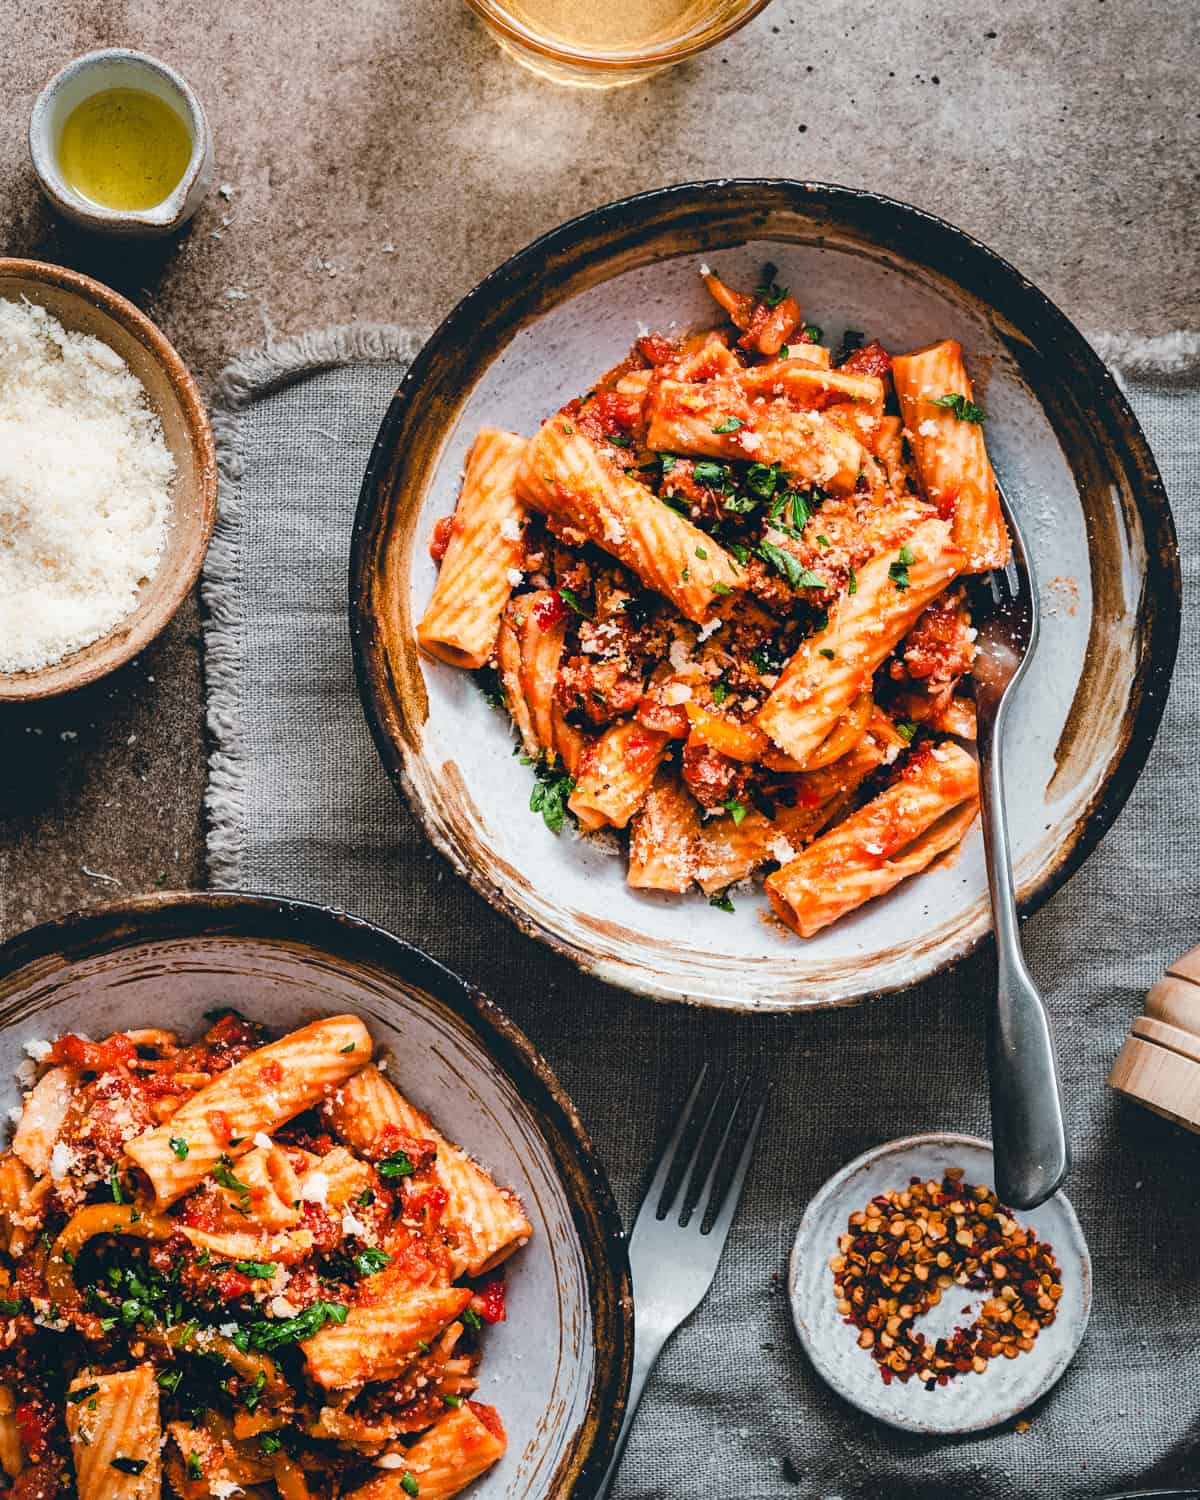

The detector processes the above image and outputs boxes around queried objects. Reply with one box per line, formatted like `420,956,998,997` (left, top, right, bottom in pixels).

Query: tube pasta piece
892,340,1010,572
126,1016,372,1208
302,1279,473,1390
515,419,745,623
628,769,702,891
495,603,538,757
568,721,669,831
515,590,568,753
873,414,917,495
645,378,866,494
738,360,885,417
223,1141,303,1229
67,1366,161,1500
766,741,980,936
0,1387,21,1481
928,693,977,740
0,1153,33,1256
417,429,529,670
12,1063,79,1178
755,518,965,765
326,1066,532,1277
347,1404,507,1500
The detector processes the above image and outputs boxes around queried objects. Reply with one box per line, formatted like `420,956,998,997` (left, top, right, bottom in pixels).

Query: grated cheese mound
0,299,175,673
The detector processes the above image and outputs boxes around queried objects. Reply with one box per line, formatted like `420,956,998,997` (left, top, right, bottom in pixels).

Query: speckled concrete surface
0,0,1196,939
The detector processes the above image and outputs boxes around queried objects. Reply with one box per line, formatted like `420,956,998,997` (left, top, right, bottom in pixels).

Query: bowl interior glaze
0,259,216,700
351,181,1178,1011
0,894,631,1498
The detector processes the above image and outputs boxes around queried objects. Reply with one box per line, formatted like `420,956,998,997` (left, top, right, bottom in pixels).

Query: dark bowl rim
0,889,633,1498
349,177,1181,1010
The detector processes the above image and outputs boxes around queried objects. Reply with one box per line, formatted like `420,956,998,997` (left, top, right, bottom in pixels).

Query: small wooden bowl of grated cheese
0,258,216,699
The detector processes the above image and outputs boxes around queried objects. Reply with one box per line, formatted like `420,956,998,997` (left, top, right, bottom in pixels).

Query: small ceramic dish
787,1132,1091,1434
350,180,1179,1011
0,258,216,701
28,49,213,236
0,892,632,1497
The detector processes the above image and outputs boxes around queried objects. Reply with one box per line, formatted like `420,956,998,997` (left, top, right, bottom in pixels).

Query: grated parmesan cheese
22,1039,51,1063
499,517,522,542
0,299,174,673
300,1171,329,1204
49,1141,74,1179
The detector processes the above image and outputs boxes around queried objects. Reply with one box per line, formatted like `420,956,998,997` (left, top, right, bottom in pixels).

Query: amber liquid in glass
500,0,718,51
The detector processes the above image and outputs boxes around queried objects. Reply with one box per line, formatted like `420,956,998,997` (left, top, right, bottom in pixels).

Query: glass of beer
465,0,773,87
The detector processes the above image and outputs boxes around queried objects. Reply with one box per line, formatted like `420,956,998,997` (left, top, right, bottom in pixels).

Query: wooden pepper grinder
1109,945,1200,1132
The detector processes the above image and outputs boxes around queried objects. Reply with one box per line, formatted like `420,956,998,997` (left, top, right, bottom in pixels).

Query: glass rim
464,0,773,70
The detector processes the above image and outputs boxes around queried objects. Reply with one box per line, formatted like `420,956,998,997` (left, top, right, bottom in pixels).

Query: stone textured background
0,0,1197,936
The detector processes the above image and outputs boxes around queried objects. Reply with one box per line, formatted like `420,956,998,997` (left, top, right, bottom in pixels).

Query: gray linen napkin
203,325,1200,1500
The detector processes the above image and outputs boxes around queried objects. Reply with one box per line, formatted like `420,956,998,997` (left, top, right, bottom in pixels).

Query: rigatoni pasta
0,1011,525,1497
416,262,1008,935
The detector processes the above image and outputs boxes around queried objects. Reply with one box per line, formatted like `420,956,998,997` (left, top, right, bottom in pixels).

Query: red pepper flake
205,1109,232,1147
830,1170,1063,1390
471,1277,507,1325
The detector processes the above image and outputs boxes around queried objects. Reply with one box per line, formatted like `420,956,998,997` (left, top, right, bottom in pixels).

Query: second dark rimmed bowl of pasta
0,891,632,1498
350,179,1179,1011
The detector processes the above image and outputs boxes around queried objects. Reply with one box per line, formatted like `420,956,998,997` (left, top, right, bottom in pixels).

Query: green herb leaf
708,888,735,913
243,1370,267,1413
931,392,985,423
233,1261,277,1280
186,1453,203,1481
790,492,812,531
111,1458,148,1476
378,1151,415,1180
711,682,728,706
339,1043,356,1054
462,1307,483,1332
712,415,744,434
898,543,915,566
660,453,677,475
721,491,758,515
695,546,708,560
169,1136,189,1161
759,542,824,591
897,720,918,743
259,1433,284,1456
108,1164,124,1205
444,1393,464,1409
819,648,835,660
711,582,733,597
246,1300,348,1352
847,567,857,596
723,797,748,826
779,344,790,359
0,1300,22,1317
692,461,727,488
888,549,911,591
606,433,632,448
558,586,589,618
356,1188,375,1207
816,534,830,548
155,1368,182,1394
354,1248,393,1277
401,1475,420,1497
755,269,789,307
528,762,577,836
212,1157,251,1206
67,1383,100,1404
803,324,823,342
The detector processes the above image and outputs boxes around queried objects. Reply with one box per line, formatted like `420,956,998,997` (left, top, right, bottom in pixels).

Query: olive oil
502,0,716,51
58,88,192,211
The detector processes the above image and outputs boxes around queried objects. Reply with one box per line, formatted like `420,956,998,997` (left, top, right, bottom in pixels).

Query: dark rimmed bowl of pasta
351,179,1179,1011
0,892,632,1498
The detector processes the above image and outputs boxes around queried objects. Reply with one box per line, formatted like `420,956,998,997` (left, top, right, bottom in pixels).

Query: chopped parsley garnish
837,329,864,362
897,720,918,743
559,421,575,436
444,1393,464,1409
212,1157,251,1208
889,543,915,592
169,1136,189,1161
802,323,823,342
401,1475,420,1497
711,682,728,706
67,1383,100,1404
0,1300,22,1317
356,1188,376,1207
816,534,830,548
692,461,728,488
606,433,632,448
111,1458,148,1476
712,415,744,434
246,1300,348,1351
462,1307,483,1332
708,888,735,913
728,542,749,565
755,268,789,307
108,1165,124,1204
474,665,506,709
155,1368,182,1394
354,1247,393,1277
233,1260,277,1280
259,1433,284,1456
340,1042,356,1054
558,586,588,617
932,392,986,423
243,1371,268,1412
378,1150,415,1180
695,545,708,560
847,567,858,596
528,762,576,836
721,491,758,515
681,566,689,581
711,582,733,597
660,453,677,475
723,797,748,826
186,1453,203,1481
749,644,784,675
745,462,783,499
759,542,824,591
819,648,835,660
778,344,790,359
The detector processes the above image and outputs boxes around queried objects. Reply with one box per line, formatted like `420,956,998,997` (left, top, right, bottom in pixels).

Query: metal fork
970,482,1069,1210
595,1069,767,1498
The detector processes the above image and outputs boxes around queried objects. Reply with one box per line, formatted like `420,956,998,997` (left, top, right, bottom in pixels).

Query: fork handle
592,1329,668,1499
978,719,1069,1211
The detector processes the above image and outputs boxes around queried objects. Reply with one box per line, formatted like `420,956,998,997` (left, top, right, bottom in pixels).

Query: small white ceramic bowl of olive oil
28,49,213,237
